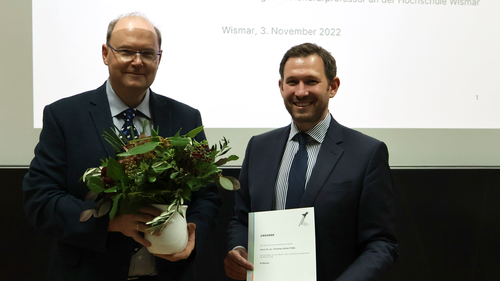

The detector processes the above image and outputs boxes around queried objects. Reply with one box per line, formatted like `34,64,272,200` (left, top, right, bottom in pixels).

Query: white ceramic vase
145,204,188,255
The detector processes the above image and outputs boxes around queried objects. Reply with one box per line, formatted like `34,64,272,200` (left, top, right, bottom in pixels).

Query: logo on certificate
298,211,310,227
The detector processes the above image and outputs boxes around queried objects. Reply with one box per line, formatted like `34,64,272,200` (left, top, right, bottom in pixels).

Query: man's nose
296,82,309,97
131,53,144,65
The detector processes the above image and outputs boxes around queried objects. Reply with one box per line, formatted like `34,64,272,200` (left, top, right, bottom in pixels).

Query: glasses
107,44,161,63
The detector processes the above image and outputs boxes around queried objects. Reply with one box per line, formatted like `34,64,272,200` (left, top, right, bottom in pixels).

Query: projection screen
1,0,499,167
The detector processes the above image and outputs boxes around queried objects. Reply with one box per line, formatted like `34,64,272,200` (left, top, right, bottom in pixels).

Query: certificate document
247,207,316,281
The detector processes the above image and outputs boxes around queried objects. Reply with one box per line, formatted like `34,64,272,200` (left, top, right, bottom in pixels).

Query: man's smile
294,101,313,107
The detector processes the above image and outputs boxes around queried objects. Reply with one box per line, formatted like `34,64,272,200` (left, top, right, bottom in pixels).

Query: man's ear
279,79,284,97
102,44,109,65
329,77,340,98
157,51,162,66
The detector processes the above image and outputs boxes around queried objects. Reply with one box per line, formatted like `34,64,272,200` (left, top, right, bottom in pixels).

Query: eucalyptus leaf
82,167,101,182
79,209,94,222
177,207,184,218
97,200,112,217
168,201,177,212
218,176,236,191
213,158,228,166
80,120,241,228
84,191,98,202
225,176,241,191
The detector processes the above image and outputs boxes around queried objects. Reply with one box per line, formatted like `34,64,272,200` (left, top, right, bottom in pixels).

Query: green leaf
103,127,126,154
80,209,94,222
177,206,184,218
152,162,170,173
170,171,179,180
214,158,228,166
168,136,191,146
186,126,204,139
118,142,160,156
218,175,239,191
106,158,128,182
228,155,239,161
141,120,149,135
151,126,159,137
148,175,157,183
168,201,177,212
104,186,117,193
87,177,105,193
120,196,142,215
97,200,112,217
84,191,98,202
109,194,122,220
81,167,102,182
186,177,198,189
180,188,191,200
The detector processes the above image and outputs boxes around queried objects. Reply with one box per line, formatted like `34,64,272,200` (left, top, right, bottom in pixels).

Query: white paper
247,207,316,281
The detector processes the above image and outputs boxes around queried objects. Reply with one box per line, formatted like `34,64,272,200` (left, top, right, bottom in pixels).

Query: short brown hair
279,43,337,83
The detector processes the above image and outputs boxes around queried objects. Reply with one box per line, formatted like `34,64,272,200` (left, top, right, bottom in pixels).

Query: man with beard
224,43,398,281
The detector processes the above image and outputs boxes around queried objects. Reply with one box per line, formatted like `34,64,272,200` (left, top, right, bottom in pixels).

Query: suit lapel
258,127,289,210
88,83,115,158
149,91,173,137
301,116,344,206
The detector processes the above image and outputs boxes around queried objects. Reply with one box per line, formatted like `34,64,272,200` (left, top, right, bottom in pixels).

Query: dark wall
4,168,499,280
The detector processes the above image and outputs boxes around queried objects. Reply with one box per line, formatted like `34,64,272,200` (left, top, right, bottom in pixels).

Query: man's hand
224,248,254,280
154,223,196,262
108,205,162,247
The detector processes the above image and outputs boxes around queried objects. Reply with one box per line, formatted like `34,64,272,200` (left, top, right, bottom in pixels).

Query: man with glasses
23,13,222,281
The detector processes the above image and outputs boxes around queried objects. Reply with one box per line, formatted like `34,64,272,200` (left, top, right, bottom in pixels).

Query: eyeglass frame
106,44,162,63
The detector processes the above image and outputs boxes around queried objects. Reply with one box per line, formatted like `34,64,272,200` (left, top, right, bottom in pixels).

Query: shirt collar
289,113,331,144
106,78,151,119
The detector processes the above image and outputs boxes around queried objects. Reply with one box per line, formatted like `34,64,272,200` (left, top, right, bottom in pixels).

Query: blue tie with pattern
121,108,139,141
286,132,308,209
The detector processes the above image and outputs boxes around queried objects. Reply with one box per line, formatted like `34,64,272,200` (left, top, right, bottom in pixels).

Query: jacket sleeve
226,136,254,251
22,104,110,252
337,141,399,281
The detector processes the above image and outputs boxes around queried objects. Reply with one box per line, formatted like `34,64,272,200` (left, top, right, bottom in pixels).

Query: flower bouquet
80,122,239,237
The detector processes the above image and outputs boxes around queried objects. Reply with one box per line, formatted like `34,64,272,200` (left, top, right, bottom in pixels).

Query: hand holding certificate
247,207,316,281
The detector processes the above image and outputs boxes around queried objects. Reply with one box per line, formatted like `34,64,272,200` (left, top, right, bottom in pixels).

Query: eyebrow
285,74,320,82
115,45,157,52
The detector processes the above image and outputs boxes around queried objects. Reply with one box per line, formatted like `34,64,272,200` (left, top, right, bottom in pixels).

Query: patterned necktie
121,108,139,141
286,132,308,209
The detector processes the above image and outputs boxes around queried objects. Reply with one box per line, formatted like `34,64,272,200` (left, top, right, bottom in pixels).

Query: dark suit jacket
23,82,222,281
227,115,399,281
